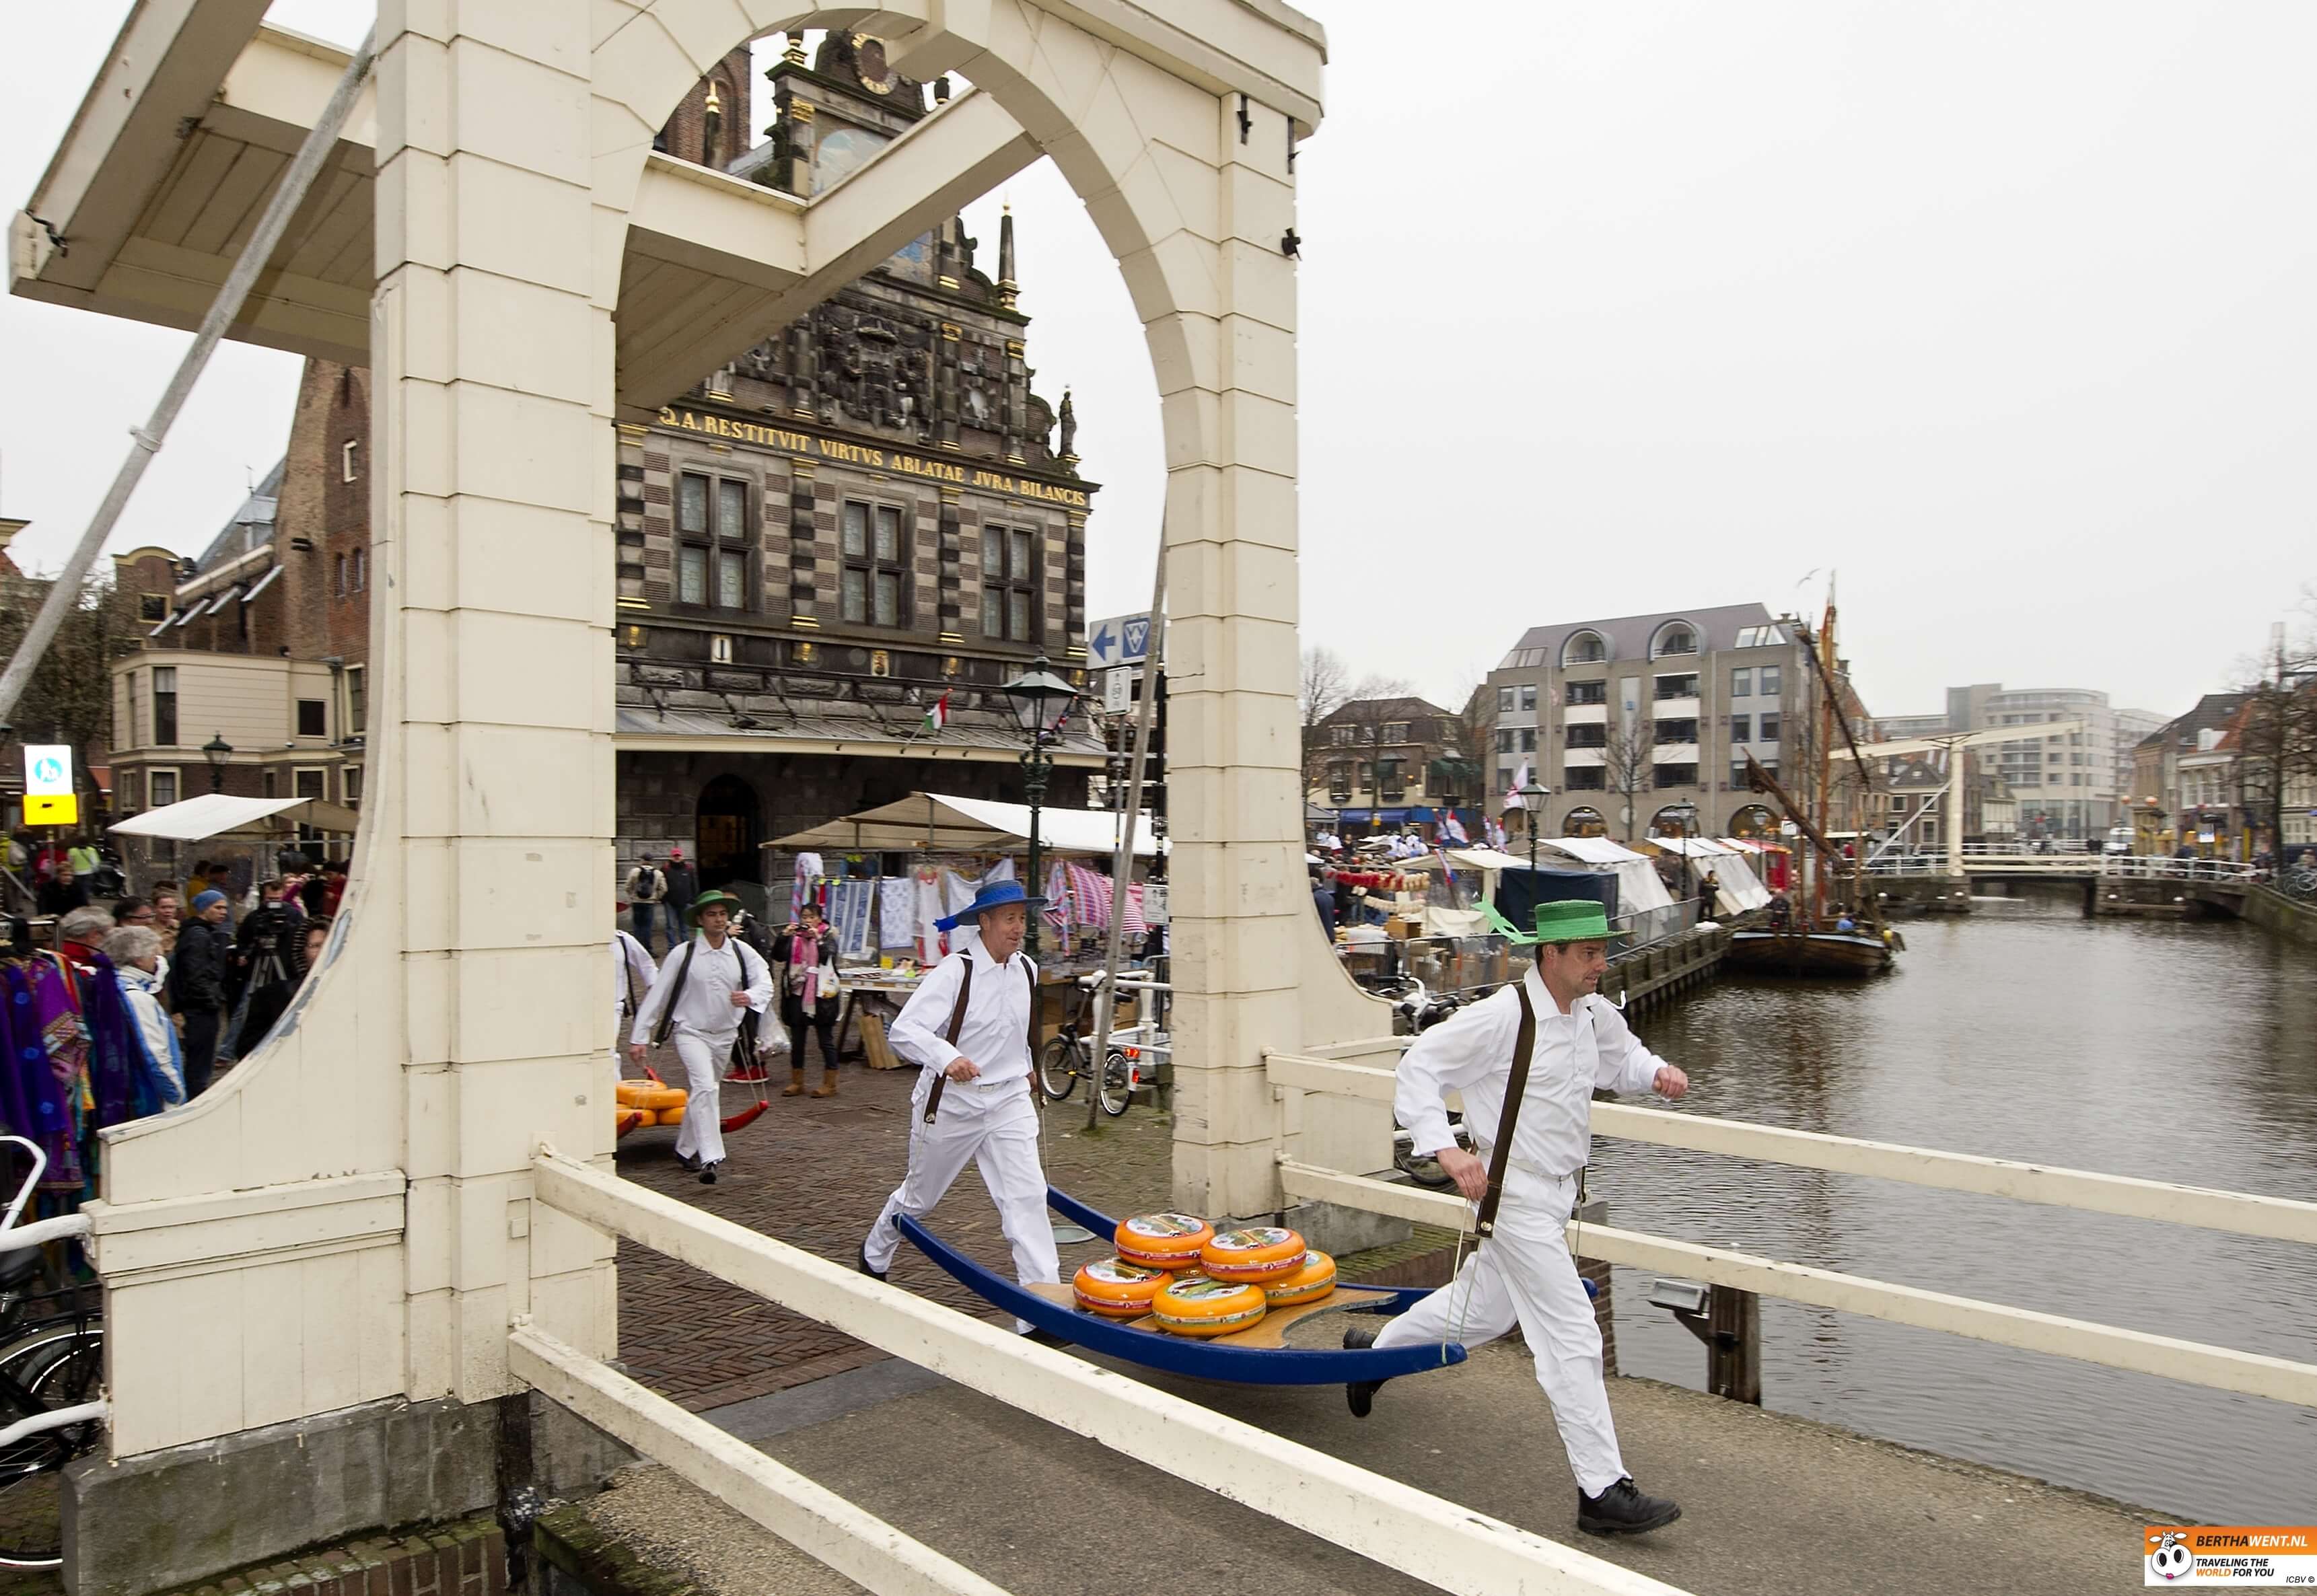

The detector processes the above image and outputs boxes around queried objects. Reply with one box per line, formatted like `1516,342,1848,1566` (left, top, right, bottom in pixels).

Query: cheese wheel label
1122,1213,1207,1239
1167,1277,1253,1303
1209,1227,1294,1253
1081,1260,1165,1286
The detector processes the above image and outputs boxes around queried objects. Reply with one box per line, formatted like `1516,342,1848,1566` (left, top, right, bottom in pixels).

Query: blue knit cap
192,890,227,912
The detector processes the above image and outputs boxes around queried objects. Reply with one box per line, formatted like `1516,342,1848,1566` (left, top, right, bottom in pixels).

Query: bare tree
1342,675,1413,826
0,565,139,786
2230,626,2317,864
1599,715,1656,842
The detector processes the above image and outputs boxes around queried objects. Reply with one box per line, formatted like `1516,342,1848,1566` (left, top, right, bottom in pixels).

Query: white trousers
670,1029,729,1167
1372,1167,1627,1496
863,1071,1058,1323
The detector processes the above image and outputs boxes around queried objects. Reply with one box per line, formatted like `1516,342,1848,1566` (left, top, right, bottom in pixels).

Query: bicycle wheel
1098,1050,1132,1118
1036,1036,1081,1101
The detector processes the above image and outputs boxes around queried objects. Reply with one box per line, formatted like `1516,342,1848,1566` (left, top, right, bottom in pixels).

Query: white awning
769,792,1164,857
109,793,361,842
1643,835,1744,859
1538,836,1651,866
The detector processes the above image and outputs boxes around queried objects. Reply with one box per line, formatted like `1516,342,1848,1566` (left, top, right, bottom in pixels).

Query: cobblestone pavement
613,1052,1174,1412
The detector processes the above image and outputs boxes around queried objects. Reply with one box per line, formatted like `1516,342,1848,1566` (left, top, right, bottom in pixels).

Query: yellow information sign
24,793,79,826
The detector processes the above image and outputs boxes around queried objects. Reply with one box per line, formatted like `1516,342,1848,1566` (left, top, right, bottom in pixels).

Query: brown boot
783,1067,806,1097
810,1072,839,1098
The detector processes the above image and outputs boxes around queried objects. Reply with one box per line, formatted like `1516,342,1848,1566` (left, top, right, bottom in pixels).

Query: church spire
996,201,1019,310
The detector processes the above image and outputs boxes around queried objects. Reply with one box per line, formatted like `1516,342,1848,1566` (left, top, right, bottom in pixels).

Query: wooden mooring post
1668,1284,1762,1404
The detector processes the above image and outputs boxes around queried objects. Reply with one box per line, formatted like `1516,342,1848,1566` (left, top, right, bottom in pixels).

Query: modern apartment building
1485,604,1807,840
1876,684,2164,839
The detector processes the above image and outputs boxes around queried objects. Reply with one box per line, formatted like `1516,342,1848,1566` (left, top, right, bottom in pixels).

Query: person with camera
771,902,842,1098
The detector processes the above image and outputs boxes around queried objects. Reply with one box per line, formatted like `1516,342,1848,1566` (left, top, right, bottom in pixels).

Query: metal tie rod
0,26,380,723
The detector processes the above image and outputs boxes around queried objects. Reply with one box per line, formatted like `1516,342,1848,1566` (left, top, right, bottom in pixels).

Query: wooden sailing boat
1724,587,1895,978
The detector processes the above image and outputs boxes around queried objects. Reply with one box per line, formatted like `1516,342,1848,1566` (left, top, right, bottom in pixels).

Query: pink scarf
792,930,822,1006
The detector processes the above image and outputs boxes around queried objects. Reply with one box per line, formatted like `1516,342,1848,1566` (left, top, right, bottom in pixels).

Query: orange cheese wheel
625,1085,687,1112
625,1109,657,1128
1072,1258,1172,1319
1151,1276,1269,1338
1114,1212,1213,1271
1199,1226,1308,1282
1262,1251,1337,1306
657,1101,685,1126
614,1080,657,1108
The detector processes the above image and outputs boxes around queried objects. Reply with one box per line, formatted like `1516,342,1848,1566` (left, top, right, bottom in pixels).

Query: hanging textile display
0,955,88,1192
877,877,915,950
827,879,876,961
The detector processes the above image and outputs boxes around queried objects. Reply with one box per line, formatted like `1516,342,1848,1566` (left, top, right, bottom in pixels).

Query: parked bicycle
0,1137,108,1571
1036,982,1134,1117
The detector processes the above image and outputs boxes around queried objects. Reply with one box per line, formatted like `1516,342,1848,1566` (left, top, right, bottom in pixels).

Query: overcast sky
5,2,2311,721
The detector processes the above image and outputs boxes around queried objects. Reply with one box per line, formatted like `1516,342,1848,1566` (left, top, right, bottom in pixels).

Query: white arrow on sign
24,745,72,797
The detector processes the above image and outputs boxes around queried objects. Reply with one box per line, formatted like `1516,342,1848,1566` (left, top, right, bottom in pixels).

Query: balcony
1653,696,1700,719
1563,747,1606,768
1563,702,1608,725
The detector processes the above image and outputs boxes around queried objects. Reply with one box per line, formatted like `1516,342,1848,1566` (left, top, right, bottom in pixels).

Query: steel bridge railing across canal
515,1147,1694,1596
1266,1058,2317,1410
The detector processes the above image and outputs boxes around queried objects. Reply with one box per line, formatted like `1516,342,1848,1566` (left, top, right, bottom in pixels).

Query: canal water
1600,904,2317,1523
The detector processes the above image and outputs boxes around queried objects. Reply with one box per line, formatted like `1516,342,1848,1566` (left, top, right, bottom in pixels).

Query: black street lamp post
202,732,234,794
1001,655,1079,961
1517,777,1549,879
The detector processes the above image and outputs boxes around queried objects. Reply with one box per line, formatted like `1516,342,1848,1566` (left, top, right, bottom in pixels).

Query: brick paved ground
613,1051,1176,1412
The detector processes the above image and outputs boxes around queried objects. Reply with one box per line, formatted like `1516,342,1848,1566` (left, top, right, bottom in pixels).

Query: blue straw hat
934,878,1048,933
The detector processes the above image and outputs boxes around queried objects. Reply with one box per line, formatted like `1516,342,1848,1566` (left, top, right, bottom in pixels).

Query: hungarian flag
921,690,950,734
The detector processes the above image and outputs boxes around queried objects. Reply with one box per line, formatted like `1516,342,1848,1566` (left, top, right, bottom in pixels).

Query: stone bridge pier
8,3,1405,1589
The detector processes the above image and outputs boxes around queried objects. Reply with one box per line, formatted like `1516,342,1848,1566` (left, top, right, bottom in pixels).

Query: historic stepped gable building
617,34,1102,902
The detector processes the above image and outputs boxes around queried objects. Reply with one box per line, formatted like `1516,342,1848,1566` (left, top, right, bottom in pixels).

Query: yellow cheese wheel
625,1109,657,1128
626,1085,686,1112
1262,1250,1337,1306
1071,1258,1172,1319
1199,1226,1308,1282
614,1080,656,1108
1150,1276,1269,1338
1114,1212,1213,1271
657,1101,684,1126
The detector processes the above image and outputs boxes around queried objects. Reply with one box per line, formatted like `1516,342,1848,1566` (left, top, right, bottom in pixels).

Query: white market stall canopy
770,793,1165,858
108,794,361,842
1643,836,1771,914
1438,842,1674,917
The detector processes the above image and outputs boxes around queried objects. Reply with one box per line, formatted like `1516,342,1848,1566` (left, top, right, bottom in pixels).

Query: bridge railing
1264,1058,2317,1410
1863,850,2260,881
520,1147,1691,1596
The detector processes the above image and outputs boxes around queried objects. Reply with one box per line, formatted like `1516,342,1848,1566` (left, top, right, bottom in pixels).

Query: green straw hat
1483,898,1612,946
691,889,744,913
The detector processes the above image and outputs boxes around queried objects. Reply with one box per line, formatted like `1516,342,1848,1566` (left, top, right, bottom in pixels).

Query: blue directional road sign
1086,612,1154,669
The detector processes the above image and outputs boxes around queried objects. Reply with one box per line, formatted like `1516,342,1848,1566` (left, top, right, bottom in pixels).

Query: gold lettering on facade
655,407,1086,506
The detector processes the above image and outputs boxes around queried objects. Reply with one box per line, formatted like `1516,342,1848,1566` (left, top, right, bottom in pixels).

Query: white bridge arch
19,0,1399,1465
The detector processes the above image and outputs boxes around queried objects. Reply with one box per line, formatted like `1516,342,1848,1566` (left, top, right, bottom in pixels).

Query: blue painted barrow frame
893,1185,1471,1385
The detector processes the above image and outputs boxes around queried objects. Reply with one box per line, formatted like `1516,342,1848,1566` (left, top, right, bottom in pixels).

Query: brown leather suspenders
1474,984,1538,1239
922,953,975,1124
919,954,1042,1124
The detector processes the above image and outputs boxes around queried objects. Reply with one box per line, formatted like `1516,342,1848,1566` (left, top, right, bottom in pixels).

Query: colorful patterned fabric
0,958,85,1191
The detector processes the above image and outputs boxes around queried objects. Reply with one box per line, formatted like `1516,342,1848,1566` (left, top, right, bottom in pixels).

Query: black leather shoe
1577,1478,1681,1536
697,1161,720,1186
857,1245,888,1282
676,1153,700,1173
1343,1323,1386,1418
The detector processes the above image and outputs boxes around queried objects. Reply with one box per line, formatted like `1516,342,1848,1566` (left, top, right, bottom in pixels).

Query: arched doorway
1649,803,1703,838
695,774,760,894
1561,805,1606,838
1728,803,1777,838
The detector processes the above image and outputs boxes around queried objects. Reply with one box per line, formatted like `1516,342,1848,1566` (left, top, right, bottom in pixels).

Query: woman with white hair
104,924,186,1109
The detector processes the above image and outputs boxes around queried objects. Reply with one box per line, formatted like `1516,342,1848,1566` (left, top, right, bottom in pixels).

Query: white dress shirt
888,946,1038,1085
629,933,773,1046
610,930,655,1022
1396,964,1671,1176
